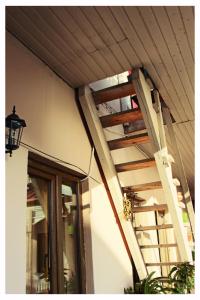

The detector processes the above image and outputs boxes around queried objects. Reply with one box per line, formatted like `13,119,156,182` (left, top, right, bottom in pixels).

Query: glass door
26,175,50,293
26,153,85,294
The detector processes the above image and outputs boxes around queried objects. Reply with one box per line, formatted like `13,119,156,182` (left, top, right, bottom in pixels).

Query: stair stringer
79,85,148,280
132,69,192,263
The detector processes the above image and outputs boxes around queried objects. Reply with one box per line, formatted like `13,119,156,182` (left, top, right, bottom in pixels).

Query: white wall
6,32,133,293
6,148,28,293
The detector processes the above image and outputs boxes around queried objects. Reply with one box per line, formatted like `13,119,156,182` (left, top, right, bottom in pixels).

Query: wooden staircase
79,68,194,279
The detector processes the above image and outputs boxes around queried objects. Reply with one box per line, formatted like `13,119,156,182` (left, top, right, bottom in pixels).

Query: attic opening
89,68,175,137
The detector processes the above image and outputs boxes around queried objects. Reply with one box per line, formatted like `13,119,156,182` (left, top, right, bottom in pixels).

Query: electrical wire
20,141,101,184
80,147,94,182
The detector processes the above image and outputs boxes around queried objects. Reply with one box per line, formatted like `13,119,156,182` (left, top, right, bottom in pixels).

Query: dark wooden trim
77,182,87,294
140,244,177,249
132,204,167,213
100,109,143,128
108,132,150,150
55,175,64,294
122,181,162,193
115,158,156,173
92,81,136,104
28,151,85,180
135,224,173,231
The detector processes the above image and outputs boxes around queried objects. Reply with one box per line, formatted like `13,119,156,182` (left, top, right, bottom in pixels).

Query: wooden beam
132,204,167,213
79,85,147,280
122,181,162,193
115,158,156,172
92,81,135,104
135,224,173,231
146,262,183,267
100,109,143,128
155,150,192,262
132,68,192,262
108,132,150,150
132,69,161,152
163,107,195,240
140,244,177,249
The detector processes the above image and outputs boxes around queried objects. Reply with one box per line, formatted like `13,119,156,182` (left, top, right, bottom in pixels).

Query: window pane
61,183,79,293
26,176,50,293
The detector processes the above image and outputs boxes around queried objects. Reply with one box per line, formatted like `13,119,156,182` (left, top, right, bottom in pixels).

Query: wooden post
79,85,148,280
162,107,195,239
132,69,192,262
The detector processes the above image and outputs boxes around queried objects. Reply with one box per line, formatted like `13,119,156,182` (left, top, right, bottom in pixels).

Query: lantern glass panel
6,120,23,150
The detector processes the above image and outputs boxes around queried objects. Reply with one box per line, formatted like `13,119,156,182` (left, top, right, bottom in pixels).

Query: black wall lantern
5,106,26,157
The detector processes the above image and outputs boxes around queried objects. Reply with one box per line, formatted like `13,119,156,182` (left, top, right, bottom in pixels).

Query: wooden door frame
28,151,86,294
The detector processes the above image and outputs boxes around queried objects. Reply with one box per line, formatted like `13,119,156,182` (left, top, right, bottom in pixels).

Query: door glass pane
26,175,50,293
61,183,79,293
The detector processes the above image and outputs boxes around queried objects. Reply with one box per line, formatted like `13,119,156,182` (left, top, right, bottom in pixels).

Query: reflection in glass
62,184,79,293
26,176,50,293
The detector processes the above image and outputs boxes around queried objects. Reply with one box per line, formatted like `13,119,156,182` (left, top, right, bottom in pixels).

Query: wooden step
115,158,156,172
135,224,173,231
132,204,167,213
140,243,177,249
108,132,150,150
146,262,183,267
93,81,135,104
100,109,143,128
122,181,162,193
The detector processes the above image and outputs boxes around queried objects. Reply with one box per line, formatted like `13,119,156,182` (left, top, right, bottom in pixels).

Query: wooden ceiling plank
31,6,102,83
90,50,115,77
6,15,60,68
100,109,143,128
53,6,97,54
81,6,116,47
137,6,192,121
19,6,103,83
66,6,107,50
99,46,124,75
48,7,107,79
14,7,96,84
164,6,194,100
110,6,183,123
166,6,194,89
174,124,194,156
35,6,85,57
109,43,131,71
115,158,156,172
7,7,70,63
108,132,150,150
19,7,76,62
95,6,126,43
179,6,194,60
6,18,81,87
118,38,141,68
151,6,194,119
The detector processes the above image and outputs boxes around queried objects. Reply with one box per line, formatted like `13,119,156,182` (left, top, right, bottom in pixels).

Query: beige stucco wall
6,32,133,293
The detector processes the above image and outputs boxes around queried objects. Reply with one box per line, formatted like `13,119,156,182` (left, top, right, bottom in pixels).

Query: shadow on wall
82,180,133,294
89,228,133,294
